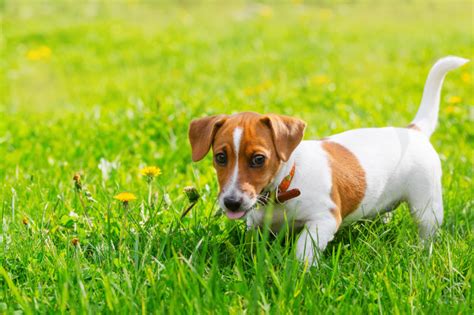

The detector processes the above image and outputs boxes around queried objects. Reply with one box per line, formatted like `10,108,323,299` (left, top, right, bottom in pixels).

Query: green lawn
1,1,473,313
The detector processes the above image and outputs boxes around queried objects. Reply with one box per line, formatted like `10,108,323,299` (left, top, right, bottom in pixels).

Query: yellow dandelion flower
22,217,28,226
26,46,52,61
318,8,334,20
461,72,471,84
243,80,273,96
310,75,331,86
71,237,79,246
114,192,137,203
140,166,161,177
444,105,461,114
259,6,273,18
448,96,462,104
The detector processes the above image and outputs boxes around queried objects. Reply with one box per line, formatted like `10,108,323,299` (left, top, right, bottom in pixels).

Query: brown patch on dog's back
322,141,366,225
406,123,420,131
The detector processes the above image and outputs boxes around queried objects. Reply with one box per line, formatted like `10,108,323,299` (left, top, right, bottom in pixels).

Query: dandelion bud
184,186,200,203
73,173,82,190
71,237,79,246
22,217,28,226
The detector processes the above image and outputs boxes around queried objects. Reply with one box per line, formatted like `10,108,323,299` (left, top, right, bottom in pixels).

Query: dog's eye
250,154,265,168
215,152,227,166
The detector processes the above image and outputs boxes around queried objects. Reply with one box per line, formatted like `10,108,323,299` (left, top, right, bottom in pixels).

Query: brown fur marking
190,111,306,209
407,123,421,131
322,141,367,224
211,112,301,199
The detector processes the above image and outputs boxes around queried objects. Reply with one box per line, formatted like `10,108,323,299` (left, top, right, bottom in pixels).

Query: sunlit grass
0,1,473,313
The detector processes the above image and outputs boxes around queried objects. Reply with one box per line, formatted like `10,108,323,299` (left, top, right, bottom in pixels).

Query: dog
188,56,468,264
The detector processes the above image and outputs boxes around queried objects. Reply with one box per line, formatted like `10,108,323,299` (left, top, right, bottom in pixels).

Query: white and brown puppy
188,56,468,264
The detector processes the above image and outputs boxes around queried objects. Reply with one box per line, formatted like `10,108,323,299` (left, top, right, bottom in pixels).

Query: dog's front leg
295,217,338,266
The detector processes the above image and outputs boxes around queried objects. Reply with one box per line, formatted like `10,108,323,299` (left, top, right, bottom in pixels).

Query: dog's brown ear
260,114,306,162
188,115,227,162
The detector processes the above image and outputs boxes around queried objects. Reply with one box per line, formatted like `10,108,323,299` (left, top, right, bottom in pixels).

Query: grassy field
1,1,473,313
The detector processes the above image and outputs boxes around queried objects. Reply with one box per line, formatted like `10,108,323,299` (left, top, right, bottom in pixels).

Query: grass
1,1,473,313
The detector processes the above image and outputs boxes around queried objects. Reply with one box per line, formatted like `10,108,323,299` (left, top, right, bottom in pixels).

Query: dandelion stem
147,183,152,208
180,202,197,219
118,203,129,258
78,192,86,211
106,204,112,268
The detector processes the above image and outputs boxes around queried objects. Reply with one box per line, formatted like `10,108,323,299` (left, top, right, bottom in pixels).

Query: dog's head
188,112,306,219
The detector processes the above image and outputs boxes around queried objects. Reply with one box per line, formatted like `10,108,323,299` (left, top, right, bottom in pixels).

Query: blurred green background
1,1,472,180
1,1,473,313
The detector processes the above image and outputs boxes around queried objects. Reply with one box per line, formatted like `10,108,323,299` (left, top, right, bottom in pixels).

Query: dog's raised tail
410,56,469,137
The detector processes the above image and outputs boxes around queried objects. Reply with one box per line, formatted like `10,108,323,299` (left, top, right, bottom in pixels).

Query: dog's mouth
226,210,247,220
225,192,271,219
225,200,260,220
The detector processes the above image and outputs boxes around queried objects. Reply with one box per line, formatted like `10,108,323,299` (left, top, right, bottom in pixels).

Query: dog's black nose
224,197,242,212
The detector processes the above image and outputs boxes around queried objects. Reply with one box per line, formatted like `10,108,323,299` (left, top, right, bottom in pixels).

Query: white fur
411,56,469,137
227,127,242,192
219,127,256,211
246,56,467,265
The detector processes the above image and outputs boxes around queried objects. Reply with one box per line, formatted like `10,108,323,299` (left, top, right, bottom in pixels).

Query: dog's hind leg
408,177,444,239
